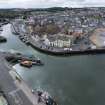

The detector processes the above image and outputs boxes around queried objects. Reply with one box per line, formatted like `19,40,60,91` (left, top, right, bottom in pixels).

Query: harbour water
1,24,105,105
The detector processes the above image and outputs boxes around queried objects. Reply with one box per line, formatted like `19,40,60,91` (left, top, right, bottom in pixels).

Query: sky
0,0,105,8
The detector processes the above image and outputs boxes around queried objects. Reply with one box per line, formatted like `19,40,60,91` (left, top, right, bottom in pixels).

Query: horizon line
0,6,105,9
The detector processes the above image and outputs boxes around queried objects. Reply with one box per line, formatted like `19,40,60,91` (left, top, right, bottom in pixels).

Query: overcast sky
0,0,105,8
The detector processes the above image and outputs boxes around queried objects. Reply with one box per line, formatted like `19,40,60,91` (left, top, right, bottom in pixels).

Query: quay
11,22,105,56
0,51,45,105
29,40,105,56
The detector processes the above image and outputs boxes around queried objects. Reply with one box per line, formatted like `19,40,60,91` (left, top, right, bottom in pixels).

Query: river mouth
1,24,105,105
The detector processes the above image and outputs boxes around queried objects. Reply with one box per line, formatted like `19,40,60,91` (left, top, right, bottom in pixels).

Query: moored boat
20,60,32,68
32,59,44,66
19,59,44,68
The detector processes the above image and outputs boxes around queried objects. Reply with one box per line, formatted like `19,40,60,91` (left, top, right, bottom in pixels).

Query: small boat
0,36,7,43
19,37,24,40
22,39,26,42
0,28,3,31
32,59,44,66
25,40,30,44
20,60,32,68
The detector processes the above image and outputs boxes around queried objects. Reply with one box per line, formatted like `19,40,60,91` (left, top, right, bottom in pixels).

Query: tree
45,24,60,35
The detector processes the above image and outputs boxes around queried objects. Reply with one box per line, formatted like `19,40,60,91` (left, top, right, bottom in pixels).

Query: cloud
0,0,105,8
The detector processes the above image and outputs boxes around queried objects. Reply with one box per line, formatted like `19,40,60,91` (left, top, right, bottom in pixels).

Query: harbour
1,24,105,105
